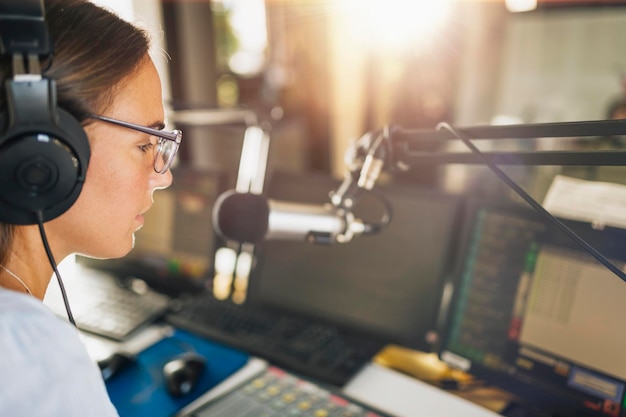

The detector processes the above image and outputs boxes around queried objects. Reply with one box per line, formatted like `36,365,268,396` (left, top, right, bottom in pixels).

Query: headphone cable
36,211,76,326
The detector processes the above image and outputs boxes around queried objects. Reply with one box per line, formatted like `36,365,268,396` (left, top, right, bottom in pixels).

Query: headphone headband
0,0,51,56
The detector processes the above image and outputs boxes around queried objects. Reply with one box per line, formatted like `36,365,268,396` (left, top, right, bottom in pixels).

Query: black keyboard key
165,295,384,386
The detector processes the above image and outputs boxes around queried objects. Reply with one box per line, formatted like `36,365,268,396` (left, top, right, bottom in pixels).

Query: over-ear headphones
0,0,90,225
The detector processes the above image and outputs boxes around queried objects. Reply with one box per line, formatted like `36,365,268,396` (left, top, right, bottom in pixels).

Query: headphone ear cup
0,108,90,225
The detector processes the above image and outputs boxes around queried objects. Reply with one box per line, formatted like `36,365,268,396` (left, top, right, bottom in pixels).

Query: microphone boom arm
332,118,626,283
389,118,626,168
333,118,626,208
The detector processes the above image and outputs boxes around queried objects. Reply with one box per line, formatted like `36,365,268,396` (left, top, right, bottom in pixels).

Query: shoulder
0,290,119,417
0,289,80,360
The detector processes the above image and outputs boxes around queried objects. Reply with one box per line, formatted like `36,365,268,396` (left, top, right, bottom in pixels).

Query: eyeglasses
89,114,182,174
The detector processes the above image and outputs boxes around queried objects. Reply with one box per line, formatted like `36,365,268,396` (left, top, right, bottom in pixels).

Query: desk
87,326,501,417
345,363,501,417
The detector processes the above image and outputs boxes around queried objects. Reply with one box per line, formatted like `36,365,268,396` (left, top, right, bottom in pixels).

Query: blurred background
93,0,626,198
56,5,626,410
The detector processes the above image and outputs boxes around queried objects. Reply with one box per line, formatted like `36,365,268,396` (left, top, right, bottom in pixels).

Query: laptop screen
247,171,464,351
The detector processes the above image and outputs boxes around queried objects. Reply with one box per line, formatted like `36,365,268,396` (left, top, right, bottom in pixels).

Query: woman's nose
153,167,173,191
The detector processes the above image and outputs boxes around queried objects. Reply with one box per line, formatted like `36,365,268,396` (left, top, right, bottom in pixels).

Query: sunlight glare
505,0,538,13
345,0,453,51
216,0,268,76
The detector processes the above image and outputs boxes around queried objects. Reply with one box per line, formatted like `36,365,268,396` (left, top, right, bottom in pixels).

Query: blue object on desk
106,329,249,417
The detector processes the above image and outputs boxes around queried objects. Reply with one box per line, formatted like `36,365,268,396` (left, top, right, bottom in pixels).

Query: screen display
247,171,464,351
439,200,626,417
77,167,228,295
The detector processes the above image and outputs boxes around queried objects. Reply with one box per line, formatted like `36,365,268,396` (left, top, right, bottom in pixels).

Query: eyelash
139,136,162,153
139,143,155,153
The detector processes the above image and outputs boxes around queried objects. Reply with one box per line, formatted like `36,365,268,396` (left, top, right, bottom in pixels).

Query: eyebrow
148,121,166,130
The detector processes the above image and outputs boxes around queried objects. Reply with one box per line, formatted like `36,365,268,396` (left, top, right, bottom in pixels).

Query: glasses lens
154,137,179,173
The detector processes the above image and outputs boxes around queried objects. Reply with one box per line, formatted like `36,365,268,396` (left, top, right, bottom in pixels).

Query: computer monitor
247,171,464,352
439,199,626,417
77,167,228,295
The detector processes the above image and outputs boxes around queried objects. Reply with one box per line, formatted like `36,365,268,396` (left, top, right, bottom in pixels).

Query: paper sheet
543,175,626,229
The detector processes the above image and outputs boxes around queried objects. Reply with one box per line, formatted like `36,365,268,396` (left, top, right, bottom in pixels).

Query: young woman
0,0,179,415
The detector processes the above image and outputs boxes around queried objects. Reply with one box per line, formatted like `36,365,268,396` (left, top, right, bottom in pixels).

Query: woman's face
47,57,173,260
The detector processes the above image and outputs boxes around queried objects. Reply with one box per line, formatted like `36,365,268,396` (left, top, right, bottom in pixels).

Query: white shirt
0,289,119,417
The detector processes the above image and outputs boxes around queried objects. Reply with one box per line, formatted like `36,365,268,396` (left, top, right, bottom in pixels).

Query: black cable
437,122,626,283
35,211,76,326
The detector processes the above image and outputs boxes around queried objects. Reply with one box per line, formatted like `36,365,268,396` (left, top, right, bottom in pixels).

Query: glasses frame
88,114,182,173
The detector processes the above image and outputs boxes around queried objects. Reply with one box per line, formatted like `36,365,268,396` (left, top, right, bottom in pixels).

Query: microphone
212,189,368,244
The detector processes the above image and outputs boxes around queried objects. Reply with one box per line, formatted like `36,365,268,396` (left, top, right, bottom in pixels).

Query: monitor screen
439,200,626,417
247,171,464,351
77,167,228,295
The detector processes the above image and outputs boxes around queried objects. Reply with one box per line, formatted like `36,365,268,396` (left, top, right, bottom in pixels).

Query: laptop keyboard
165,294,385,387
176,365,390,417
44,267,171,341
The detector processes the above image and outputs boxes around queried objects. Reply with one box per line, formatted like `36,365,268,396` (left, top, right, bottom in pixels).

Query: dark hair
0,0,151,265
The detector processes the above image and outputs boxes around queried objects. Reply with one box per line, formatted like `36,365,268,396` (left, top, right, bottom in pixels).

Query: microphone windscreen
212,190,270,244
